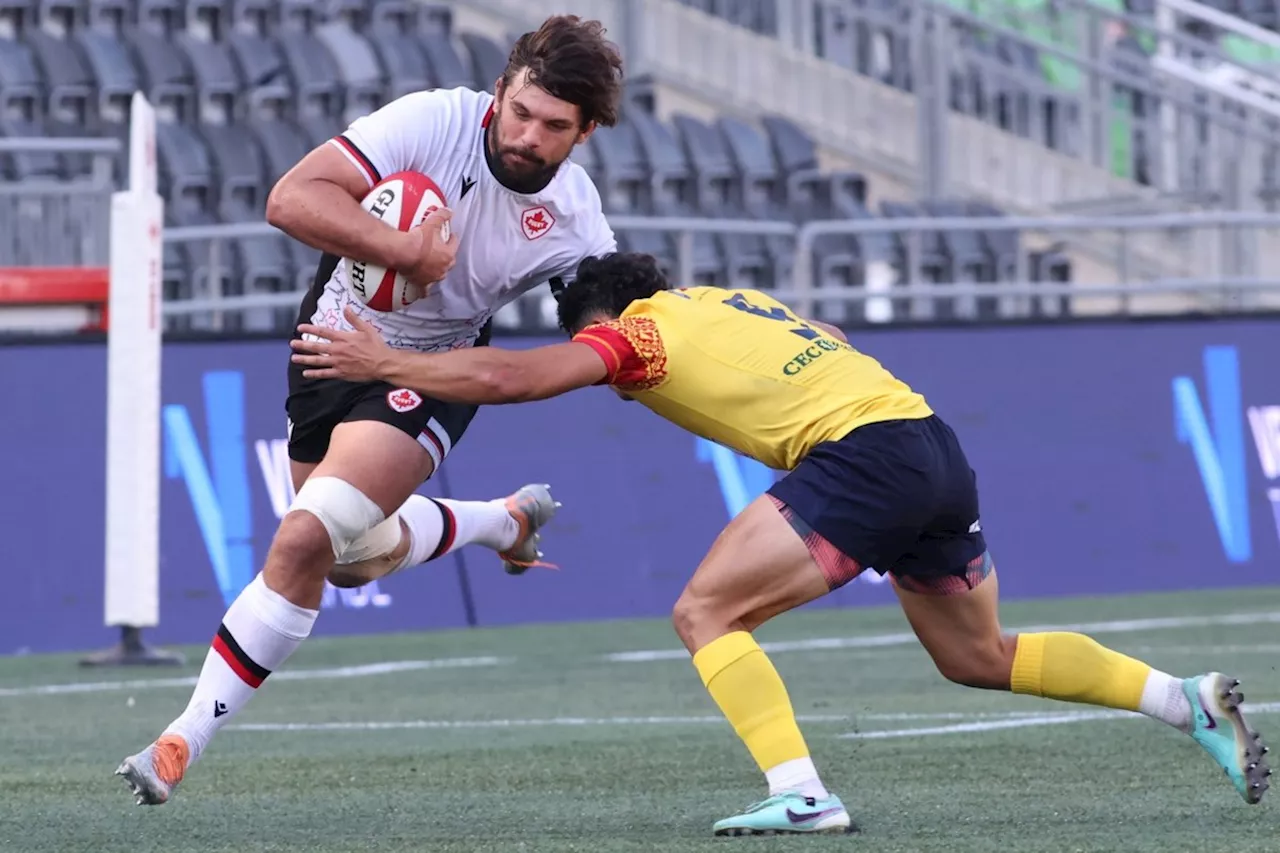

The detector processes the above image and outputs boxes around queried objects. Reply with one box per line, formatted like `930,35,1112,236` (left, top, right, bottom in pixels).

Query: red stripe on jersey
481,103,495,129
333,135,381,186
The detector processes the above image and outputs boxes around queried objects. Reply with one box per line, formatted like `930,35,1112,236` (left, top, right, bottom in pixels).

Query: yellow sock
1010,632,1150,711
692,632,810,772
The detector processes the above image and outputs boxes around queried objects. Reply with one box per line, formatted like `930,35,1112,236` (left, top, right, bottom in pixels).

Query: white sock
765,757,830,800
164,573,318,765
1138,669,1192,733
400,494,518,566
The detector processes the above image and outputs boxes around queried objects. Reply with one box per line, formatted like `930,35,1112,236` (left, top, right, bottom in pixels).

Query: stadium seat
137,0,180,31
589,116,652,213
715,116,799,286
366,31,432,100
226,33,291,117
314,21,385,123
627,106,695,209
73,29,142,123
248,116,309,186
221,201,292,331
295,111,341,149
229,0,272,35
156,119,215,214
25,30,94,126
178,33,243,123
199,122,267,214
367,0,443,36
759,115,866,211
964,199,1022,291
920,198,996,284
879,201,948,285
123,27,196,121
164,205,230,333
671,114,771,287
36,0,84,36
0,0,34,37
275,31,342,118
86,0,130,32
460,31,507,92
0,36,43,119
183,0,227,40
319,0,369,31
420,31,472,90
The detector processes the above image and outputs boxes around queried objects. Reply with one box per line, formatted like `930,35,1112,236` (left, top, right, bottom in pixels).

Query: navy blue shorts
767,415,989,588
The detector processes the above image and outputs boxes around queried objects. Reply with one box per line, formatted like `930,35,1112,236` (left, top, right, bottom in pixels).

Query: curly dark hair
556,252,671,334
503,15,625,129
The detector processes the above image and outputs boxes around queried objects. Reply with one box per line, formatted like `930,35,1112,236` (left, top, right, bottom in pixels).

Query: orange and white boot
116,733,189,806
498,483,561,575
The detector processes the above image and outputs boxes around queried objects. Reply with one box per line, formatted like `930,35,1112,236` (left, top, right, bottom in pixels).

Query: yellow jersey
571,286,933,471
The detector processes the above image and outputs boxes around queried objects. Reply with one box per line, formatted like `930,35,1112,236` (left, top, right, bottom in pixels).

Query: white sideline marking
0,656,506,698
1133,644,1280,655
604,610,1280,662
228,702,1280,735
840,701,1280,740
223,711,1039,733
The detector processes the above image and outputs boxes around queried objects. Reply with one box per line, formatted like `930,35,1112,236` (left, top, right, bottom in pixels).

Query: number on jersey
722,292,822,341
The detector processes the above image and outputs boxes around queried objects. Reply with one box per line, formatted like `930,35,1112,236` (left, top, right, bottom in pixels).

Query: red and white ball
346,170,449,312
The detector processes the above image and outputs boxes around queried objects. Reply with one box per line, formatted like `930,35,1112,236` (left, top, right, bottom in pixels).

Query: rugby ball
346,171,450,312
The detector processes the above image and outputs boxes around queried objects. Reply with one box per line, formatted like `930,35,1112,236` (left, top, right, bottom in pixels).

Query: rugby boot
115,733,189,806
498,483,561,574
1182,672,1271,804
712,792,853,836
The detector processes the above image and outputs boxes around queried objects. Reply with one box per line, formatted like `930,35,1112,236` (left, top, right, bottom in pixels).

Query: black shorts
285,252,491,466
767,414,988,585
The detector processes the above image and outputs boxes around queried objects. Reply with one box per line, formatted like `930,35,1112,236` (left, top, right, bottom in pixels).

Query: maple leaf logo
386,388,423,412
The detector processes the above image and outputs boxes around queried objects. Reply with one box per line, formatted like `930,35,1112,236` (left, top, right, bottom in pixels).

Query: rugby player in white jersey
116,15,624,805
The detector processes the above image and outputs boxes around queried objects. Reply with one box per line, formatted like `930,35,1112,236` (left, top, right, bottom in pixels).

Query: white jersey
307,86,616,351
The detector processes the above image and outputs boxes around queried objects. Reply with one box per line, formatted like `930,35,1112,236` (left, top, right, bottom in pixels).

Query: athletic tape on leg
335,513,402,566
289,476,386,559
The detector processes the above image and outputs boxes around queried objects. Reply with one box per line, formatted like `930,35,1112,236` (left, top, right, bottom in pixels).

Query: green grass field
3,586,1280,853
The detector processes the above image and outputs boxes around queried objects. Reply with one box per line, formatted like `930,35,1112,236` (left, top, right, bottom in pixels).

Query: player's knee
671,590,728,650
933,635,1017,689
267,511,337,577
288,475,388,560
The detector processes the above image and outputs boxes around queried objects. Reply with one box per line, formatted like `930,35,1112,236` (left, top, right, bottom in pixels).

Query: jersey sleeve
571,317,668,391
329,90,458,188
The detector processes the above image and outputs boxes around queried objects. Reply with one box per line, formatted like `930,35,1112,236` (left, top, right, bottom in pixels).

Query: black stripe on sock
216,623,272,683
426,498,456,561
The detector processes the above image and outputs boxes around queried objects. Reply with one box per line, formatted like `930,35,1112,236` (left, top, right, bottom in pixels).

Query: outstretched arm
291,307,608,404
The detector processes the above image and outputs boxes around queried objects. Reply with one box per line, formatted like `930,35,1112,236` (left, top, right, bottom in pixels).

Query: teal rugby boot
712,792,853,836
1182,672,1271,804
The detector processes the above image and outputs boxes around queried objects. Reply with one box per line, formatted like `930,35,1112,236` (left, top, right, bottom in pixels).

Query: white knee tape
334,513,403,566
289,476,386,559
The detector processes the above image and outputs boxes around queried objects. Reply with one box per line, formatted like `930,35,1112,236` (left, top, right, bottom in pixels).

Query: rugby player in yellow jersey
291,252,1270,836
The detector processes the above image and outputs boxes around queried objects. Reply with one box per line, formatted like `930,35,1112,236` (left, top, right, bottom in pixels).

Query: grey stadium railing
159,211,1280,324
0,138,119,268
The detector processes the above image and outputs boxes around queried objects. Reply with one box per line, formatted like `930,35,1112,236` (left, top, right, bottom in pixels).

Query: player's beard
485,112,565,194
